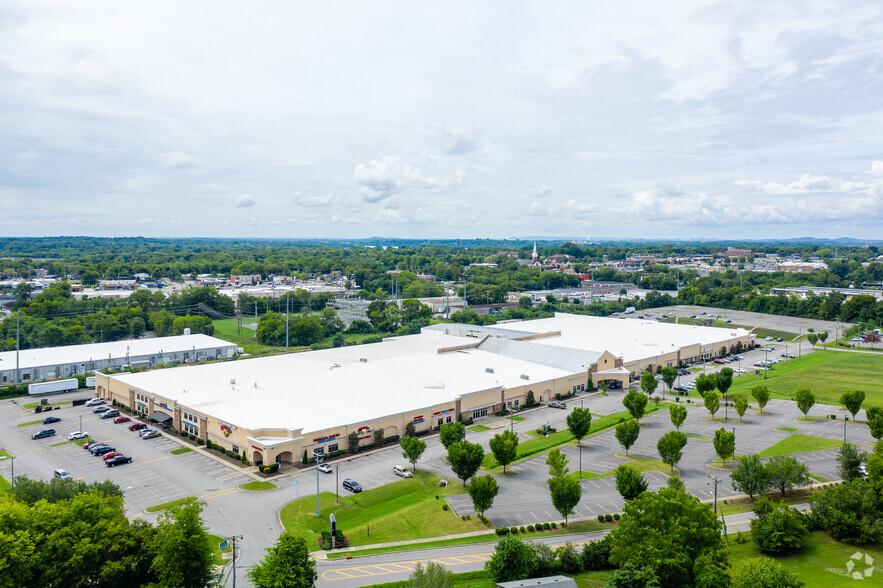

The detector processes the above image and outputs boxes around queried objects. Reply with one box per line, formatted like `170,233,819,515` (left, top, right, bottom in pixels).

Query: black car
342,478,363,493
105,455,133,467
42,416,61,424
88,444,110,455
93,446,116,456
31,429,56,440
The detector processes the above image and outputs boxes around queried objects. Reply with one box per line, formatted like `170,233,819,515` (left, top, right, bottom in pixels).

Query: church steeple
531,241,538,261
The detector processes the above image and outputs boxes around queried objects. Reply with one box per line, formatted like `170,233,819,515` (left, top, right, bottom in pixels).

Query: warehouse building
0,334,239,385
94,314,751,467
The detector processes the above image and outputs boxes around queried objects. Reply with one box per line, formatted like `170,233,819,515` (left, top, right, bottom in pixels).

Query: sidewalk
313,529,498,559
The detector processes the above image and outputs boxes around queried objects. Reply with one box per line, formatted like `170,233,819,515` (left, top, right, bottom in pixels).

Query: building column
173,408,182,430
128,389,135,410
199,417,207,441
147,398,155,415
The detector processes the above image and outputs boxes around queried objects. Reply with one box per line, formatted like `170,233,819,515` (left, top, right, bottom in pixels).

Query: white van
53,469,72,481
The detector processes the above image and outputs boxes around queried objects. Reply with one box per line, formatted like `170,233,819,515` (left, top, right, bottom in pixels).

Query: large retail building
94,314,752,466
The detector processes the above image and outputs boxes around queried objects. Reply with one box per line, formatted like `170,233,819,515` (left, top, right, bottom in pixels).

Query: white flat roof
0,334,236,371
110,333,572,433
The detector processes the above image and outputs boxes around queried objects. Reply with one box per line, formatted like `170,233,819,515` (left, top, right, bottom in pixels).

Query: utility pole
709,474,728,544
226,535,243,588
15,310,21,384
285,295,289,350
316,456,323,517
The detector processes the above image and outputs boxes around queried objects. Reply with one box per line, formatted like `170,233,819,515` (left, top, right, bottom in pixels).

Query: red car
102,452,123,462
83,441,100,450
128,423,147,431
113,416,131,424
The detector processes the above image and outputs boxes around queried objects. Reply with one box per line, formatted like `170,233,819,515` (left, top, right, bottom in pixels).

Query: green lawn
16,419,42,427
212,318,292,355
206,533,232,566
22,400,73,410
776,427,799,432
169,447,193,455
145,496,197,513
280,471,486,548
0,473,10,494
686,434,711,441
239,480,277,491
49,436,95,448
508,415,526,422
568,454,674,480
468,425,491,432
757,434,843,458
727,351,883,408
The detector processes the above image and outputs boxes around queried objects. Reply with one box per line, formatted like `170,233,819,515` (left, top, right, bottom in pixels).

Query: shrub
598,514,605,522
196,438,204,445
613,513,620,521
543,522,551,530
605,514,613,522
551,522,557,529
527,525,535,532
520,526,526,533
495,527,509,536
581,535,612,571
511,526,518,534
188,434,195,440
442,504,449,511
557,542,581,574
750,499,809,554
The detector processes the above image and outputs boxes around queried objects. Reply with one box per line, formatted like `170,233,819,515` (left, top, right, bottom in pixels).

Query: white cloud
353,156,464,203
235,194,256,208
869,161,883,176
159,150,197,169
293,192,340,207
428,126,484,155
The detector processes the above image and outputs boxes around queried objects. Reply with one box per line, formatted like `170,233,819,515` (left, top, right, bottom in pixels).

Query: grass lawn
0,473,10,494
16,419,43,427
212,318,292,355
280,471,486,548
809,474,829,483
568,454,674,480
508,415,526,422
206,533,232,566
757,434,843,458
468,425,491,432
49,436,95,448
145,496,197,513
22,400,73,410
239,480,277,491
170,447,193,455
777,427,799,432
687,434,711,441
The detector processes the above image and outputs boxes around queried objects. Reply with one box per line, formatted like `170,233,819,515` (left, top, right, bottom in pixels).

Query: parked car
140,430,161,439
394,465,413,478
87,444,110,454
113,416,131,424
31,429,55,440
68,431,89,440
106,455,133,467
673,385,688,392
765,336,773,341
85,398,105,407
53,469,72,481
129,423,147,431
734,368,746,373
92,406,109,414
776,337,784,342
342,478,363,493
318,464,332,474
83,441,102,450
102,452,123,462
42,416,61,424
713,359,726,364
100,409,120,419
549,401,567,409
92,446,116,456
781,353,795,358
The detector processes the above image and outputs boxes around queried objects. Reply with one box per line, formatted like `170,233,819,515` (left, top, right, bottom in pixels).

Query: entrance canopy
150,411,173,425
591,366,631,388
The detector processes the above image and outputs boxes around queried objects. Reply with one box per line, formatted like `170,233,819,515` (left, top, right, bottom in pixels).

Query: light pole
844,418,847,444
336,464,339,505
732,427,736,459
316,456,323,517
226,535,243,588
764,346,768,379
10,453,14,487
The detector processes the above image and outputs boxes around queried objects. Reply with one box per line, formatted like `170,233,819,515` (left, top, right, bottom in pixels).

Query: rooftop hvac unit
520,374,530,380
254,382,258,388
485,368,494,373
230,379,236,385
360,358,368,363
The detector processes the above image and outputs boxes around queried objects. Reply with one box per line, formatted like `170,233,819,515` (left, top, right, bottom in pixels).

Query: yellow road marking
129,512,143,521
321,552,494,581
144,456,171,464
201,487,239,500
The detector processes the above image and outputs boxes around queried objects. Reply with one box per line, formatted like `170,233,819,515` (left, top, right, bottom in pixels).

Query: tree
408,562,452,588
794,388,815,421
615,420,640,456
703,390,721,421
150,500,217,588
640,370,658,397
605,562,661,588
518,295,532,309
749,499,809,555
765,455,811,496
615,465,648,501
818,330,828,345
732,558,805,588
657,431,688,473
730,454,770,499
840,389,866,420
400,436,427,471
485,536,538,582
661,366,678,398
447,440,484,485
713,428,736,466
669,404,687,431
666,475,685,490
695,373,717,397
525,390,536,407
716,367,734,399
811,479,883,544
608,486,727,587
734,396,749,422
807,333,818,348
581,535,613,571
348,431,359,452
623,390,647,422
404,421,417,438
548,474,582,524
246,533,317,588
751,386,771,414
489,430,518,473
468,474,499,516
556,542,581,574
546,447,570,478
566,407,592,446
439,422,465,449
836,442,867,482
870,411,883,441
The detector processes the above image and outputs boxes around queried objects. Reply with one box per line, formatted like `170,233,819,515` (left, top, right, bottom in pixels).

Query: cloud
293,191,340,207
734,174,835,194
869,161,883,176
428,126,484,155
353,156,464,203
159,150,197,169
235,194,256,208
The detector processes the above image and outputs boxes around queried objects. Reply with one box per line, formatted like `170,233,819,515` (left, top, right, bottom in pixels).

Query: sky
1,1,882,241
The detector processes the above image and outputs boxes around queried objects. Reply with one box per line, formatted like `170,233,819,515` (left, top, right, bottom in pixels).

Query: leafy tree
615,465,648,501
749,498,808,555
623,390,647,422
546,448,570,478
840,389,865,420
868,407,883,440
408,562,452,588
150,500,217,588
713,428,736,466
447,440,485,485
731,558,805,588
605,562,661,588
556,542,581,574
246,533,317,588
532,542,557,577
716,367,734,398
468,474,499,516
348,431,359,452
439,422,465,448
836,442,867,482
489,430,519,473
751,386,771,414
608,486,727,587
661,366,678,398
657,431,688,473
484,536,538,582
548,474,582,524
615,419,640,456
404,421,417,438
703,390,720,421
525,390,536,407
730,454,770,499
581,535,612,571
669,404,687,431
518,295,532,309
765,455,811,497
695,373,717,397
566,407,592,446
734,396,749,422
807,333,818,348
794,388,815,421
818,330,828,345
8,476,122,504
666,475,685,490
811,480,883,544
400,436,427,471
640,370,658,397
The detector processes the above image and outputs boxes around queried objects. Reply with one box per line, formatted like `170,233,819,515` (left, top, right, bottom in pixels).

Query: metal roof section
476,336,600,373
422,322,535,339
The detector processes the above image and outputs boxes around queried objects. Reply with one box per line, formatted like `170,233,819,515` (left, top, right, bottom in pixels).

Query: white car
68,431,89,440
734,368,746,373
85,398,105,407
318,464,332,474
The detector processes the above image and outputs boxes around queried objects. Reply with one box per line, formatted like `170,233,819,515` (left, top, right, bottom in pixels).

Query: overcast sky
2,1,882,240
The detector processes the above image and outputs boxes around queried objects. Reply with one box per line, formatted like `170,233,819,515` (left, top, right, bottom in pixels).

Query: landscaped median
238,481,277,491
757,434,843,458
568,454,675,480
146,496,197,513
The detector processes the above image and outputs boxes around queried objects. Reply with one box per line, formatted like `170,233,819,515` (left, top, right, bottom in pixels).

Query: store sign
220,424,232,437
313,434,340,444
412,415,425,424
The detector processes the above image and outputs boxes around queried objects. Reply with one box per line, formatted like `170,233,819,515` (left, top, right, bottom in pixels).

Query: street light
336,464,339,505
316,456,323,517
